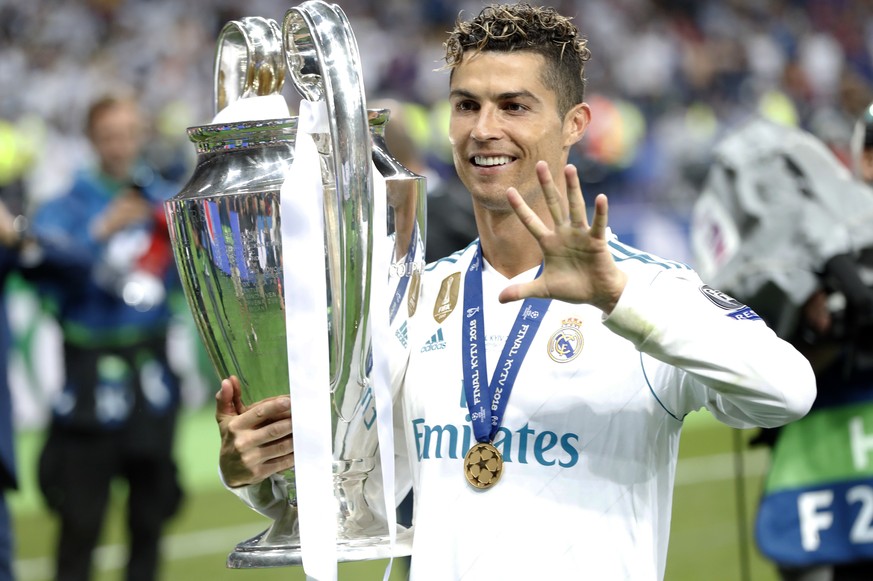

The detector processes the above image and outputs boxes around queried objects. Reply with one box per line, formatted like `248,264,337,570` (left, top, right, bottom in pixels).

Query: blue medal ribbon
461,243,551,443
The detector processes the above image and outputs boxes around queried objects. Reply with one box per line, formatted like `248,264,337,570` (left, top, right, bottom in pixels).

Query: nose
470,106,500,141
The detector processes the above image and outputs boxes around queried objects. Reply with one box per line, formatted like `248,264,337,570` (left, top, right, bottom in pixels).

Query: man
31,93,183,581
216,4,816,579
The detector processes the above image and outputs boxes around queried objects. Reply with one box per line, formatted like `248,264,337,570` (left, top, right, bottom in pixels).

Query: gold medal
463,442,503,490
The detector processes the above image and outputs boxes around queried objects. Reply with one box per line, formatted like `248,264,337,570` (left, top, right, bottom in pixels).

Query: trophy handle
214,16,286,115
282,1,372,400
368,109,428,265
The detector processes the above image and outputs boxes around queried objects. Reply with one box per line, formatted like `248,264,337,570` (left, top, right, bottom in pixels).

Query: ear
563,102,591,148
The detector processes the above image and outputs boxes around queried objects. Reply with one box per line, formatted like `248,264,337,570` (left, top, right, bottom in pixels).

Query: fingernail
278,397,290,409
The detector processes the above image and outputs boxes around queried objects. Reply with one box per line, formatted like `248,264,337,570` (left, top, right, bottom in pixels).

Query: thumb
215,376,242,421
499,280,541,304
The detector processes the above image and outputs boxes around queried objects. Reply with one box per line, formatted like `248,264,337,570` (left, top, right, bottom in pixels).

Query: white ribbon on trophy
281,98,336,581
210,93,291,125
280,98,397,581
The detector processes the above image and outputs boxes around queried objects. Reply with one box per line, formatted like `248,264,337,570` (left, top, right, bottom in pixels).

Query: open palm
499,161,627,314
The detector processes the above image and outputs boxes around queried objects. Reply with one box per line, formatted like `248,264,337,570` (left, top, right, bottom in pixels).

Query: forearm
604,268,816,426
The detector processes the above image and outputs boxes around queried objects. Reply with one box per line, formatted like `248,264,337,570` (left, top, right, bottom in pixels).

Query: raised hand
215,375,295,487
498,161,627,314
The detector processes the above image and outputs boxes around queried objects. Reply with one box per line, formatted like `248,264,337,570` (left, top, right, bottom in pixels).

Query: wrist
597,271,628,315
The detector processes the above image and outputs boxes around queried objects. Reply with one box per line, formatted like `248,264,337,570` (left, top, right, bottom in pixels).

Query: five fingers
511,160,604,239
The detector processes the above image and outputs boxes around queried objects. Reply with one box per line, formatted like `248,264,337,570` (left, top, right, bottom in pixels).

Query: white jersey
229,235,815,580
398,238,814,581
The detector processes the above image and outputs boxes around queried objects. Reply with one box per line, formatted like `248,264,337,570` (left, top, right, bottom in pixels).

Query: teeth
474,155,512,167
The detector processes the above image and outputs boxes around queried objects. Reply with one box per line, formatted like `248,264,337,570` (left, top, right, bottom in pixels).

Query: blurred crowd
0,0,872,214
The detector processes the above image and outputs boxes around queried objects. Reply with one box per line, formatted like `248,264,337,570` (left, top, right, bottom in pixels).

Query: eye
503,102,527,112
454,100,478,112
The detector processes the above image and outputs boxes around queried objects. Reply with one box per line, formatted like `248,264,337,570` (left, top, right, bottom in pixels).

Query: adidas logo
420,328,447,352
395,321,408,348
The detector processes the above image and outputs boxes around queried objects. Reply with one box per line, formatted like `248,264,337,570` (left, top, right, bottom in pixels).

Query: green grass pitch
9,407,780,580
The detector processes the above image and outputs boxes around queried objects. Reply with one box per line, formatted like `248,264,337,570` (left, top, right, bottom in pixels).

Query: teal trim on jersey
424,255,459,271
763,401,873,492
639,352,683,422
608,240,690,270
424,239,479,271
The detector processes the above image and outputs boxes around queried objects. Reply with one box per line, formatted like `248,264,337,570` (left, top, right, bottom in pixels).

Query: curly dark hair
444,3,591,116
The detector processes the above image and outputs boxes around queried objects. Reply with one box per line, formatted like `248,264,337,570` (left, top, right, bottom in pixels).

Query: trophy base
226,525,414,568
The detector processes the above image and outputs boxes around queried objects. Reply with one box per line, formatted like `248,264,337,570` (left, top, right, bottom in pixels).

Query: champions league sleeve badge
699,285,743,309
547,317,584,363
699,285,762,321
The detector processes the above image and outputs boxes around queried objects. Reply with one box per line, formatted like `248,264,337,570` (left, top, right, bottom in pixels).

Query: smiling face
449,50,589,214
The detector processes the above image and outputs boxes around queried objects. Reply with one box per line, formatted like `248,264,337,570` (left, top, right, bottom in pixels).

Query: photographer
693,116,873,580
30,92,183,581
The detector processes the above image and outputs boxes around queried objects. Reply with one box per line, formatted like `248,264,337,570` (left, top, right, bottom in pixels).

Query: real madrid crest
547,317,584,363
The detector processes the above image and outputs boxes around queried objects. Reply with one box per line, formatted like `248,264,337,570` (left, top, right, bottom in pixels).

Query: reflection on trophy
164,1,424,568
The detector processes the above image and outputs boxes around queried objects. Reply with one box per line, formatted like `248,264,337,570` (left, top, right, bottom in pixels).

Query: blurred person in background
693,116,873,581
30,92,183,581
0,121,92,581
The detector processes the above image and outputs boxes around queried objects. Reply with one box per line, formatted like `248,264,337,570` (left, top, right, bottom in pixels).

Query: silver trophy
164,2,424,568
